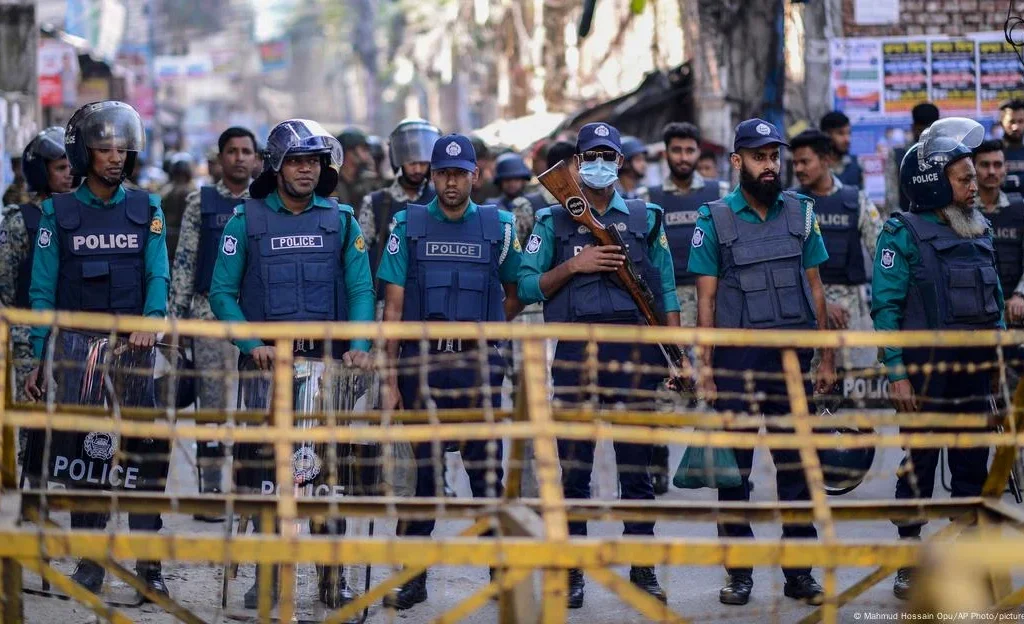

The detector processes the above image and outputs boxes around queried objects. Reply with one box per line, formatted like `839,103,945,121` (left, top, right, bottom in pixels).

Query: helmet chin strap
281,179,313,201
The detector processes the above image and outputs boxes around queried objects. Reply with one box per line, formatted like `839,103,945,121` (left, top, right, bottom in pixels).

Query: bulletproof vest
710,192,816,330
238,198,348,325
53,189,150,314
896,212,1001,330
894,146,911,212
370,185,436,300
799,185,867,285
1005,144,1024,176
15,202,42,308
837,157,863,187
402,203,505,323
543,199,663,324
194,186,244,294
988,193,1024,294
648,182,720,284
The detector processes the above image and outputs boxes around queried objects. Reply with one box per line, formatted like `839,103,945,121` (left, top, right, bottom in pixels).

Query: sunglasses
581,150,619,162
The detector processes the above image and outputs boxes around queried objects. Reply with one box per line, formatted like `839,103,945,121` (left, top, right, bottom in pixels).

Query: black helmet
250,119,343,199
817,425,876,495
493,153,532,182
337,127,369,151
22,127,68,194
388,118,440,170
899,117,984,212
64,101,145,179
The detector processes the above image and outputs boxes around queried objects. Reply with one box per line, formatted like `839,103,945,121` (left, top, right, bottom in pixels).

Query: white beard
938,205,988,238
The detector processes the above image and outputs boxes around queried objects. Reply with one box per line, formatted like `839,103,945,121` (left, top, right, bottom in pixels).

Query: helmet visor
267,119,343,171
390,124,440,167
31,127,67,161
78,106,145,152
920,117,984,165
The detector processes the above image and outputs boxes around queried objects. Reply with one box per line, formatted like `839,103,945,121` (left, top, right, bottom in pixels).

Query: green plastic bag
673,445,743,489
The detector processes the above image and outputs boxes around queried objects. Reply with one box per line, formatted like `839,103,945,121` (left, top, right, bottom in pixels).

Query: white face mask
579,160,619,189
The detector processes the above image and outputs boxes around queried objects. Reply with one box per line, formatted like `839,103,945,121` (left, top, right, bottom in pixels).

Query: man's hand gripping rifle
538,160,695,392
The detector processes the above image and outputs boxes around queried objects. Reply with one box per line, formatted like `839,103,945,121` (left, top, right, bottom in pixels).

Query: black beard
739,167,782,206
669,162,694,182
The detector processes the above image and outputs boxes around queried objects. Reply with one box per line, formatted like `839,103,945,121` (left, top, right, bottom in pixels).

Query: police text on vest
425,241,483,259
271,235,324,250
72,233,141,251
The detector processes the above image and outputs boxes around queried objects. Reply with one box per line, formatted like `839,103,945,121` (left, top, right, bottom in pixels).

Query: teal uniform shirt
517,191,680,312
686,186,829,277
377,197,522,287
29,184,169,359
208,191,375,354
871,213,1006,382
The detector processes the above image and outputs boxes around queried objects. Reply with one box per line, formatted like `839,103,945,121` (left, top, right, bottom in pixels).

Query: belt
430,338,480,354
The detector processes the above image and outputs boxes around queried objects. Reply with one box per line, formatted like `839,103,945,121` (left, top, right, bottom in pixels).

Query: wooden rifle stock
537,160,688,373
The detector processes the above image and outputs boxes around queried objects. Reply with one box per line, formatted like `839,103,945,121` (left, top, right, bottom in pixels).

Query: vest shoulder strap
405,204,428,239
319,198,340,233
708,199,736,245
124,189,151,226
894,211,937,242
647,185,665,205
477,204,502,242
1008,192,1024,212
243,198,269,236
781,191,806,239
53,192,81,230
551,205,574,241
838,185,860,211
624,199,648,238
19,203,41,231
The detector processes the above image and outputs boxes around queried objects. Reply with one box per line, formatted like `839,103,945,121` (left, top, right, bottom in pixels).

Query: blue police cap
733,118,789,151
576,122,622,154
431,133,477,172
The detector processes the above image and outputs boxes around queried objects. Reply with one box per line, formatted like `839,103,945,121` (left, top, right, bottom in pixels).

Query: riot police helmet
900,117,984,212
250,119,343,199
388,118,441,171
817,427,876,495
22,126,69,194
64,101,145,179
620,136,647,161
493,152,532,182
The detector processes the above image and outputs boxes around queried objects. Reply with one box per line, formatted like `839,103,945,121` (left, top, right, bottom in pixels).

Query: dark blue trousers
398,343,505,537
553,339,662,537
713,346,817,578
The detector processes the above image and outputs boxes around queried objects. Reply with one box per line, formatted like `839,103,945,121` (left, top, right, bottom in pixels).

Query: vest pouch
264,263,299,316
455,271,486,321
423,270,453,320
109,261,142,311
947,267,983,320
738,268,773,324
80,261,111,310
301,261,334,315
772,267,806,320
823,235,849,274
980,266,1000,315
570,273,606,319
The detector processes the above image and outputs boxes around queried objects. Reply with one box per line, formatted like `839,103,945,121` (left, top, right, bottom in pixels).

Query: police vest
709,192,816,330
896,212,1001,330
648,182,720,284
798,185,867,285
1005,144,1024,176
53,190,150,314
543,199,662,324
238,198,348,329
987,193,1024,294
370,186,436,300
894,146,911,212
402,204,505,323
837,157,863,188
194,186,244,294
16,202,42,308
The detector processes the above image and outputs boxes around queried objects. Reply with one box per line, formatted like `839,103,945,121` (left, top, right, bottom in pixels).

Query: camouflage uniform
333,169,382,212
819,175,885,370
660,173,731,327
0,200,39,404
356,177,431,254
169,181,248,491
2,180,30,207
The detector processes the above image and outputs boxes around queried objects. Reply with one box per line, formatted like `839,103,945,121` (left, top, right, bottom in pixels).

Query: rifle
537,160,693,386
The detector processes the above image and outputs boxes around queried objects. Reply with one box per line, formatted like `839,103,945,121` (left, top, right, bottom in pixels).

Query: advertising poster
831,39,883,117
977,38,1024,113
929,39,977,114
882,40,930,114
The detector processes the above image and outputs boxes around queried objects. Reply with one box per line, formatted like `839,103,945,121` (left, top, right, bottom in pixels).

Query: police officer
379,133,522,610
169,126,258,515
615,136,649,200
689,118,834,606
791,130,883,369
469,135,500,203
999,99,1024,191
972,140,1024,325
24,101,171,598
518,122,676,608
161,151,195,260
820,111,864,187
358,119,439,307
0,128,76,409
333,127,382,209
874,118,1000,600
486,152,546,245
209,119,374,609
886,102,940,215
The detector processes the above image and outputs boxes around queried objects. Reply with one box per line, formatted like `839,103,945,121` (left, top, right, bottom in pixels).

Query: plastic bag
673,445,743,489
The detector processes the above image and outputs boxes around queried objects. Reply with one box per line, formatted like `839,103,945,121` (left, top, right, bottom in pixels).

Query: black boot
318,566,356,608
629,566,666,602
719,573,753,605
784,573,824,605
244,566,279,610
567,568,585,609
893,567,913,601
651,445,670,495
70,559,105,595
136,561,170,601
193,487,225,523
384,572,428,610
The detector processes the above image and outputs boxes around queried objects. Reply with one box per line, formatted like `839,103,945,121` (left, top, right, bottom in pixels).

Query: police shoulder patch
513,236,522,252
659,231,670,250
691,227,705,248
354,235,366,253
882,218,904,234
880,247,896,270
222,235,238,256
386,233,400,255
37,228,52,248
526,234,542,254
150,217,163,235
